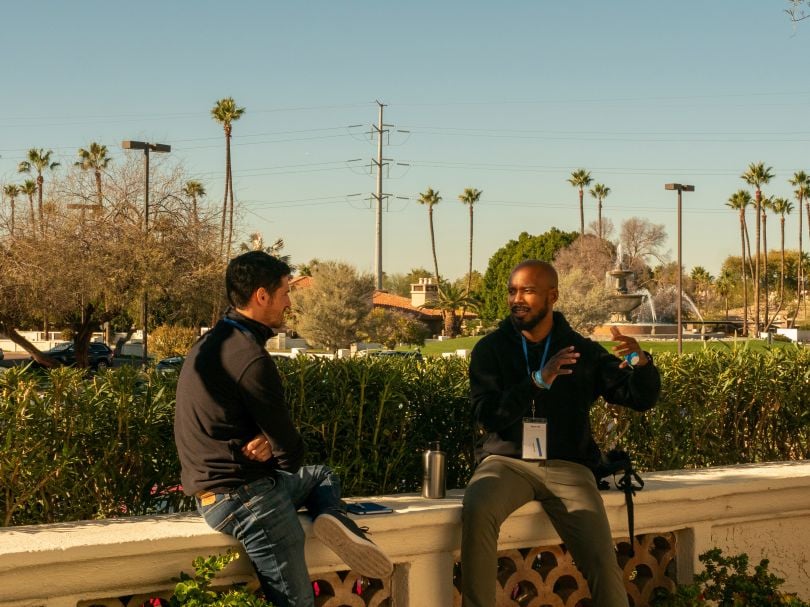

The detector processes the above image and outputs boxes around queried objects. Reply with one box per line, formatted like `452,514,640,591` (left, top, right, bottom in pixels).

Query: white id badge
522,417,548,460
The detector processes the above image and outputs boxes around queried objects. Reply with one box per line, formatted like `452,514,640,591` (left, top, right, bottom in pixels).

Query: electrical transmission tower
370,100,393,290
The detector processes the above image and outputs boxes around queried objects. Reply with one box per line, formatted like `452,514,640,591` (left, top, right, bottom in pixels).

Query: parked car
155,356,184,375
37,342,114,371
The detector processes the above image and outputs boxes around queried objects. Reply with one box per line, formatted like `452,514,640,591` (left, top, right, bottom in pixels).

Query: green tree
588,182,611,240
715,268,735,320
182,179,206,225
360,307,430,348
383,267,433,297
690,266,714,310
416,187,442,284
211,97,245,258
424,282,477,337
2,184,20,236
789,170,810,325
290,261,375,351
75,142,111,208
741,161,774,333
727,190,753,336
567,168,593,237
18,148,60,233
479,228,578,321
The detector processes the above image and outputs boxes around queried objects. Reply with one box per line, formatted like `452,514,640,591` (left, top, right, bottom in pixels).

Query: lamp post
664,183,695,354
121,140,171,365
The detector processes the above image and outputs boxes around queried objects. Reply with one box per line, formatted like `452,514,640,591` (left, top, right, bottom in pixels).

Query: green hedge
1,345,808,526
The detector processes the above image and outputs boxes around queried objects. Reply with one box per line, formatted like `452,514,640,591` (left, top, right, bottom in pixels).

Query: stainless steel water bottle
422,441,446,499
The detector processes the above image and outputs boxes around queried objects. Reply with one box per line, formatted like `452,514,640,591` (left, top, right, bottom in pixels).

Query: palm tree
427,283,476,337
18,148,60,232
3,184,20,236
75,142,111,208
727,190,753,336
769,197,793,306
417,187,442,285
761,195,773,324
567,169,593,237
789,171,810,325
182,180,206,225
715,269,735,320
458,188,482,294
211,97,245,258
20,180,37,229
588,183,611,240
741,161,774,333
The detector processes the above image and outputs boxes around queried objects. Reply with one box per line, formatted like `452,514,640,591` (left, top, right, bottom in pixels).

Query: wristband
624,352,640,367
531,370,551,390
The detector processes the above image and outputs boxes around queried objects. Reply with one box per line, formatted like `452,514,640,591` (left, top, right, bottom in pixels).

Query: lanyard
521,333,551,378
222,317,259,344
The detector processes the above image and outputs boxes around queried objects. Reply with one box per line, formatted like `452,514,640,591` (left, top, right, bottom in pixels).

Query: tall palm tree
75,142,111,208
18,148,60,232
741,161,774,333
716,269,735,321
182,180,206,225
567,169,592,237
588,183,611,240
769,197,793,306
458,188,482,294
211,97,245,258
20,180,37,229
727,190,753,336
417,187,442,285
761,195,773,324
789,171,810,325
3,184,20,236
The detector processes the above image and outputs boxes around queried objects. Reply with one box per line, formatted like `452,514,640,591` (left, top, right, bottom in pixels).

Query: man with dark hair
461,260,661,607
175,251,392,607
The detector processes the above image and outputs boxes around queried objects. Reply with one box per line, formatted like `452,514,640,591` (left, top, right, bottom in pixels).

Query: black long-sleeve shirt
470,312,660,469
174,309,305,495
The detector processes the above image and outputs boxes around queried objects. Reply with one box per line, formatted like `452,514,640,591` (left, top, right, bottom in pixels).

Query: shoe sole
313,514,394,579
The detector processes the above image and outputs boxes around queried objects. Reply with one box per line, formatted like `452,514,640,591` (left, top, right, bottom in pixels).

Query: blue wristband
624,352,640,367
532,370,551,390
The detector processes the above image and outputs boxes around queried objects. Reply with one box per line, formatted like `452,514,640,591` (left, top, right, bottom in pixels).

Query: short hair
225,251,291,308
511,259,558,288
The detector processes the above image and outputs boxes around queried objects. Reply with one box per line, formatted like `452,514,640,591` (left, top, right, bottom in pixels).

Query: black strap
594,450,644,557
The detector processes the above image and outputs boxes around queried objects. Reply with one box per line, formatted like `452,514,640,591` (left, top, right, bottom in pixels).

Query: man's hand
610,326,649,368
539,345,580,386
242,434,274,462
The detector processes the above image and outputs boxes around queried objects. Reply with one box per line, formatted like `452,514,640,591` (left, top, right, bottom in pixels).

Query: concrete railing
1,461,809,607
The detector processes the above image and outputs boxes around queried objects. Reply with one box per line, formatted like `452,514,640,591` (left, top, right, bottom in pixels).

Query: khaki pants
461,456,629,607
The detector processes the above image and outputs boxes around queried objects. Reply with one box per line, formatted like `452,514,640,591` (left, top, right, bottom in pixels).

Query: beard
510,304,549,331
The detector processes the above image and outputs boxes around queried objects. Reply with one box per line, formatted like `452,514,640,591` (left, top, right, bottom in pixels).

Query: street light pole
121,140,171,365
665,183,695,354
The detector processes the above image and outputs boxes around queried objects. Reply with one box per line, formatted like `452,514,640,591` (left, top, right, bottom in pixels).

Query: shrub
651,548,809,606
150,325,199,360
1,345,808,526
167,550,273,607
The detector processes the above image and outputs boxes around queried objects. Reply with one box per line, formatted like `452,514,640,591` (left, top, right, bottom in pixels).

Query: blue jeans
196,465,343,607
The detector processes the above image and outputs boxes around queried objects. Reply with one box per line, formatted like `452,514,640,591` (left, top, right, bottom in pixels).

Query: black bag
593,448,644,556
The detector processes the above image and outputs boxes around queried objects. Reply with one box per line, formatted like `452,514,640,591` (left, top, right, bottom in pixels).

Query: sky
2,1,809,282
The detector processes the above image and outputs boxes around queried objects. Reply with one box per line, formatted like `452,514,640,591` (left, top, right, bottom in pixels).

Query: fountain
591,248,679,339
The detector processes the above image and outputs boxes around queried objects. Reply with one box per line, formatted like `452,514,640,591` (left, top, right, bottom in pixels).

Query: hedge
1,345,808,526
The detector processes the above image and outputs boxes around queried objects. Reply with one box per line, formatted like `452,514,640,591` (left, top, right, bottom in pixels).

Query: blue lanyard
222,317,259,344
521,333,551,378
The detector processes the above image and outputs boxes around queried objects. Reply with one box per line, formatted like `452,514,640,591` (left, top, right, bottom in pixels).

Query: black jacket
470,312,660,469
174,309,305,495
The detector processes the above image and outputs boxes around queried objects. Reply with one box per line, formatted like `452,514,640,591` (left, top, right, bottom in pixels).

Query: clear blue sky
2,1,808,281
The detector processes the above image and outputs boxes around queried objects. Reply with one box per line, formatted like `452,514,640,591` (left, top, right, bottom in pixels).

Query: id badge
522,417,548,460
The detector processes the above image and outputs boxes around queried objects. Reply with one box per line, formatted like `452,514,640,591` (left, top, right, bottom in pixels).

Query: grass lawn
414,335,805,356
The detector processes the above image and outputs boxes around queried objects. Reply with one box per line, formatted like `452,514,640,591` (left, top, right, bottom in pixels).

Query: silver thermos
422,441,446,499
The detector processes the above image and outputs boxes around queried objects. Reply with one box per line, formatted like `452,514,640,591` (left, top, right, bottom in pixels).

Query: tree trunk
754,190,761,335
429,206,440,284
740,212,748,336
578,188,584,236
598,199,603,240
95,169,103,208
779,216,785,307
73,303,96,368
37,174,44,233
793,196,804,327
220,125,230,257
0,320,58,367
226,127,235,259
762,210,769,326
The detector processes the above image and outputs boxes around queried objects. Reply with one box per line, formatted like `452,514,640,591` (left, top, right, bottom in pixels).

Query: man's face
258,276,291,329
508,266,557,331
